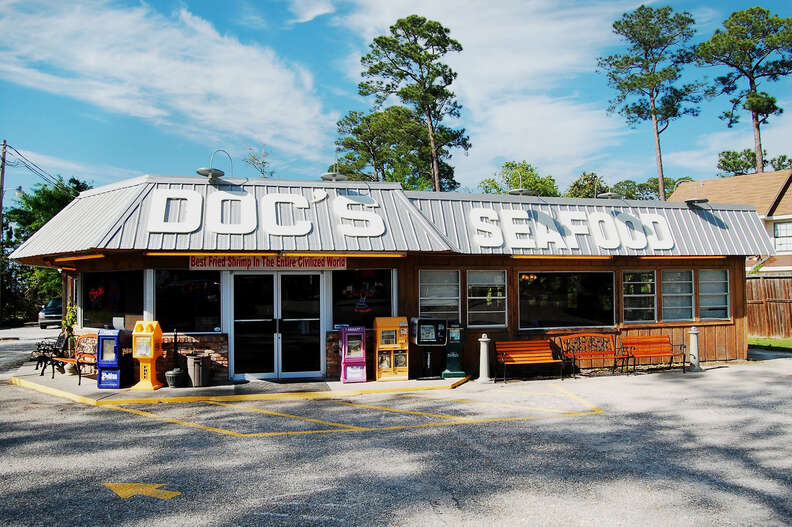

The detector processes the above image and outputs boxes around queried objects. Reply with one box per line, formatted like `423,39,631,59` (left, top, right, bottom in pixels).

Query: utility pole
0,139,6,323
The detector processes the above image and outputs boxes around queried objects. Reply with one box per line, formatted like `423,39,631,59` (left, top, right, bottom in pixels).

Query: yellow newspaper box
374,316,409,381
131,321,164,390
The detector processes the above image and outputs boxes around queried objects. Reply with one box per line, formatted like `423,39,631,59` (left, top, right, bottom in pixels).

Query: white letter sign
147,189,203,233
206,190,257,234
333,196,386,237
260,193,311,236
469,208,503,248
640,213,675,250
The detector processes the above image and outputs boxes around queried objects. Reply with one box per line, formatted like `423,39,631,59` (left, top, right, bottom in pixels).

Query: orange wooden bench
495,340,563,382
558,333,630,376
620,335,686,373
46,334,98,385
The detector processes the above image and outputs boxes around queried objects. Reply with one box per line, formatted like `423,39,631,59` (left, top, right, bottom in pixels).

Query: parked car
38,298,62,329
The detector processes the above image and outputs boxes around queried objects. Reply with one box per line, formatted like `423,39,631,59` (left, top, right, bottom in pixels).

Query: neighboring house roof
10,174,775,263
670,169,792,217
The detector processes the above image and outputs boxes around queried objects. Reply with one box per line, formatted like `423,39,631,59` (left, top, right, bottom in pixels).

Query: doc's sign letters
469,207,675,251
147,189,385,238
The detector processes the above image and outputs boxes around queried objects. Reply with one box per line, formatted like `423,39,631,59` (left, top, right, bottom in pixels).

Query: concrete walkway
9,359,467,406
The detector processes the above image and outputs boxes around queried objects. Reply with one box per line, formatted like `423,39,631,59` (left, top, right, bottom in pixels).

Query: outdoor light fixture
685,197,709,206
507,188,535,196
197,149,233,182
597,192,622,199
53,254,105,262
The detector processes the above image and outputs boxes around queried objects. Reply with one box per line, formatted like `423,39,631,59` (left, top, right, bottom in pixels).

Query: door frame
228,270,327,381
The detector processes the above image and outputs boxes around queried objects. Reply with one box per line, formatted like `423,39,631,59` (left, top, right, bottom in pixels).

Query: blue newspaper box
97,329,133,389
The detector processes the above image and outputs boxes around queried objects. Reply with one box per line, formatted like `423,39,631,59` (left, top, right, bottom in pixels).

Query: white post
688,326,702,372
477,333,493,384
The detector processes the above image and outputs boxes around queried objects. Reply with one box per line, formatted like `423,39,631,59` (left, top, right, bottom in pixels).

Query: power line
4,145,77,195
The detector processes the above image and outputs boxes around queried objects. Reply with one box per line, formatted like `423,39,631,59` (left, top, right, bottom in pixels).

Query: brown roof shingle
670,169,792,216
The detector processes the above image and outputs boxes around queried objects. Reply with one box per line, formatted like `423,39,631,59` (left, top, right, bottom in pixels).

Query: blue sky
1,0,791,199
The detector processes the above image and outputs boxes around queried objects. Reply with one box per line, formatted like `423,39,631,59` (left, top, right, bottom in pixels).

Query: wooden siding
397,255,747,377
747,275,792,338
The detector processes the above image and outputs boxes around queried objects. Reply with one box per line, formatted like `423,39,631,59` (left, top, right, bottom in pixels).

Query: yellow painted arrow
104,482,182,500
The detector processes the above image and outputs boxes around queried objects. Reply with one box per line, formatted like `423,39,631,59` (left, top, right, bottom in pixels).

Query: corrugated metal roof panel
12,176,454,259
10,182,147,259
406,191,774,256
11,176,774,261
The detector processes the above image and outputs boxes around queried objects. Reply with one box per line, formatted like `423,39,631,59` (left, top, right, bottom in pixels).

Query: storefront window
623,271,656,323
519,272,614,329
467,270,506,327
82,271,143,329
774,222,792,251
156,270,221,332
332,269,392,328
419,270,460,322
698,269,729,320
661,270,694,321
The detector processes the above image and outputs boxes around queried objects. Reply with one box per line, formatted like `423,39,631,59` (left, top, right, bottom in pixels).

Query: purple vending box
340,326,366,383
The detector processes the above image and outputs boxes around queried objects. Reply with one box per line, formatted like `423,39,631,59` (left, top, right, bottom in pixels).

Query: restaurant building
10,175,774,382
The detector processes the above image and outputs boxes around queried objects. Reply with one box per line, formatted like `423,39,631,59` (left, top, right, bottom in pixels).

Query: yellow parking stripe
399,393,578,414
204,401,367,431
551,384,604,413
333,400,470,420
104,405,246,437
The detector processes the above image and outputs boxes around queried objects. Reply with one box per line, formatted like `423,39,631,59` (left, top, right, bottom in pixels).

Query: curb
9,375,471,406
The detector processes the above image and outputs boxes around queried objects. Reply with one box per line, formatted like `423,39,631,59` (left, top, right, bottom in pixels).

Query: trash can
186,354,208,387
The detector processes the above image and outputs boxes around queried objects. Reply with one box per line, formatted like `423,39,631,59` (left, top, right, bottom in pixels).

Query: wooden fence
747,275,792,338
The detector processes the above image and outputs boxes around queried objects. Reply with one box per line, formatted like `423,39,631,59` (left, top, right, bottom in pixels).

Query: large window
519,272,614,329
467,270,507,327
775,222,792,251
156,270,221,332
661,270,694,321
623,271,656,323
419,270,460,322
332,269,392,328
698,269,729,320
82,271,143,329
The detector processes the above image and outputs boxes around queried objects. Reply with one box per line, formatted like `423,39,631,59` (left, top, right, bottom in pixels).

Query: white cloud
288,0,334,24
336,0,637,187
664,101,792,177
0,0,334,162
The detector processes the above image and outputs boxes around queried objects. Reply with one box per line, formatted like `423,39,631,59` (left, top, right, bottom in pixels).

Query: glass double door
233,273,322,378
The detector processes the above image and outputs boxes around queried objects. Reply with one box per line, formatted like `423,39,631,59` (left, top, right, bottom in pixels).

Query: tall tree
334,106,465,191
717,149,792,176
564,172,610,198
5,177,90,314
478,161,560,197
697,7,792,174
359,15,470,191
717,149,762,176
598,5,701,201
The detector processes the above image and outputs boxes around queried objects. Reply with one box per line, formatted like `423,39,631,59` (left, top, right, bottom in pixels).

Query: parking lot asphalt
2,353,792,526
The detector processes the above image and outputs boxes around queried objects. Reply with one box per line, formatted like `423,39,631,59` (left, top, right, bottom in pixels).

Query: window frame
329,268,395,329
466,269,508,328
774,221,792,252
80,270,144,330
622,270,657,324
418,269,461,322
661,269,695,322
518,270,616,331
154,269,223,334
698,268,730,321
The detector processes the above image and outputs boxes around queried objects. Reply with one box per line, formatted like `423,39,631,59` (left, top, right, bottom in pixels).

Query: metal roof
406,191,774,257
10,176,774,261
11,176,453,260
